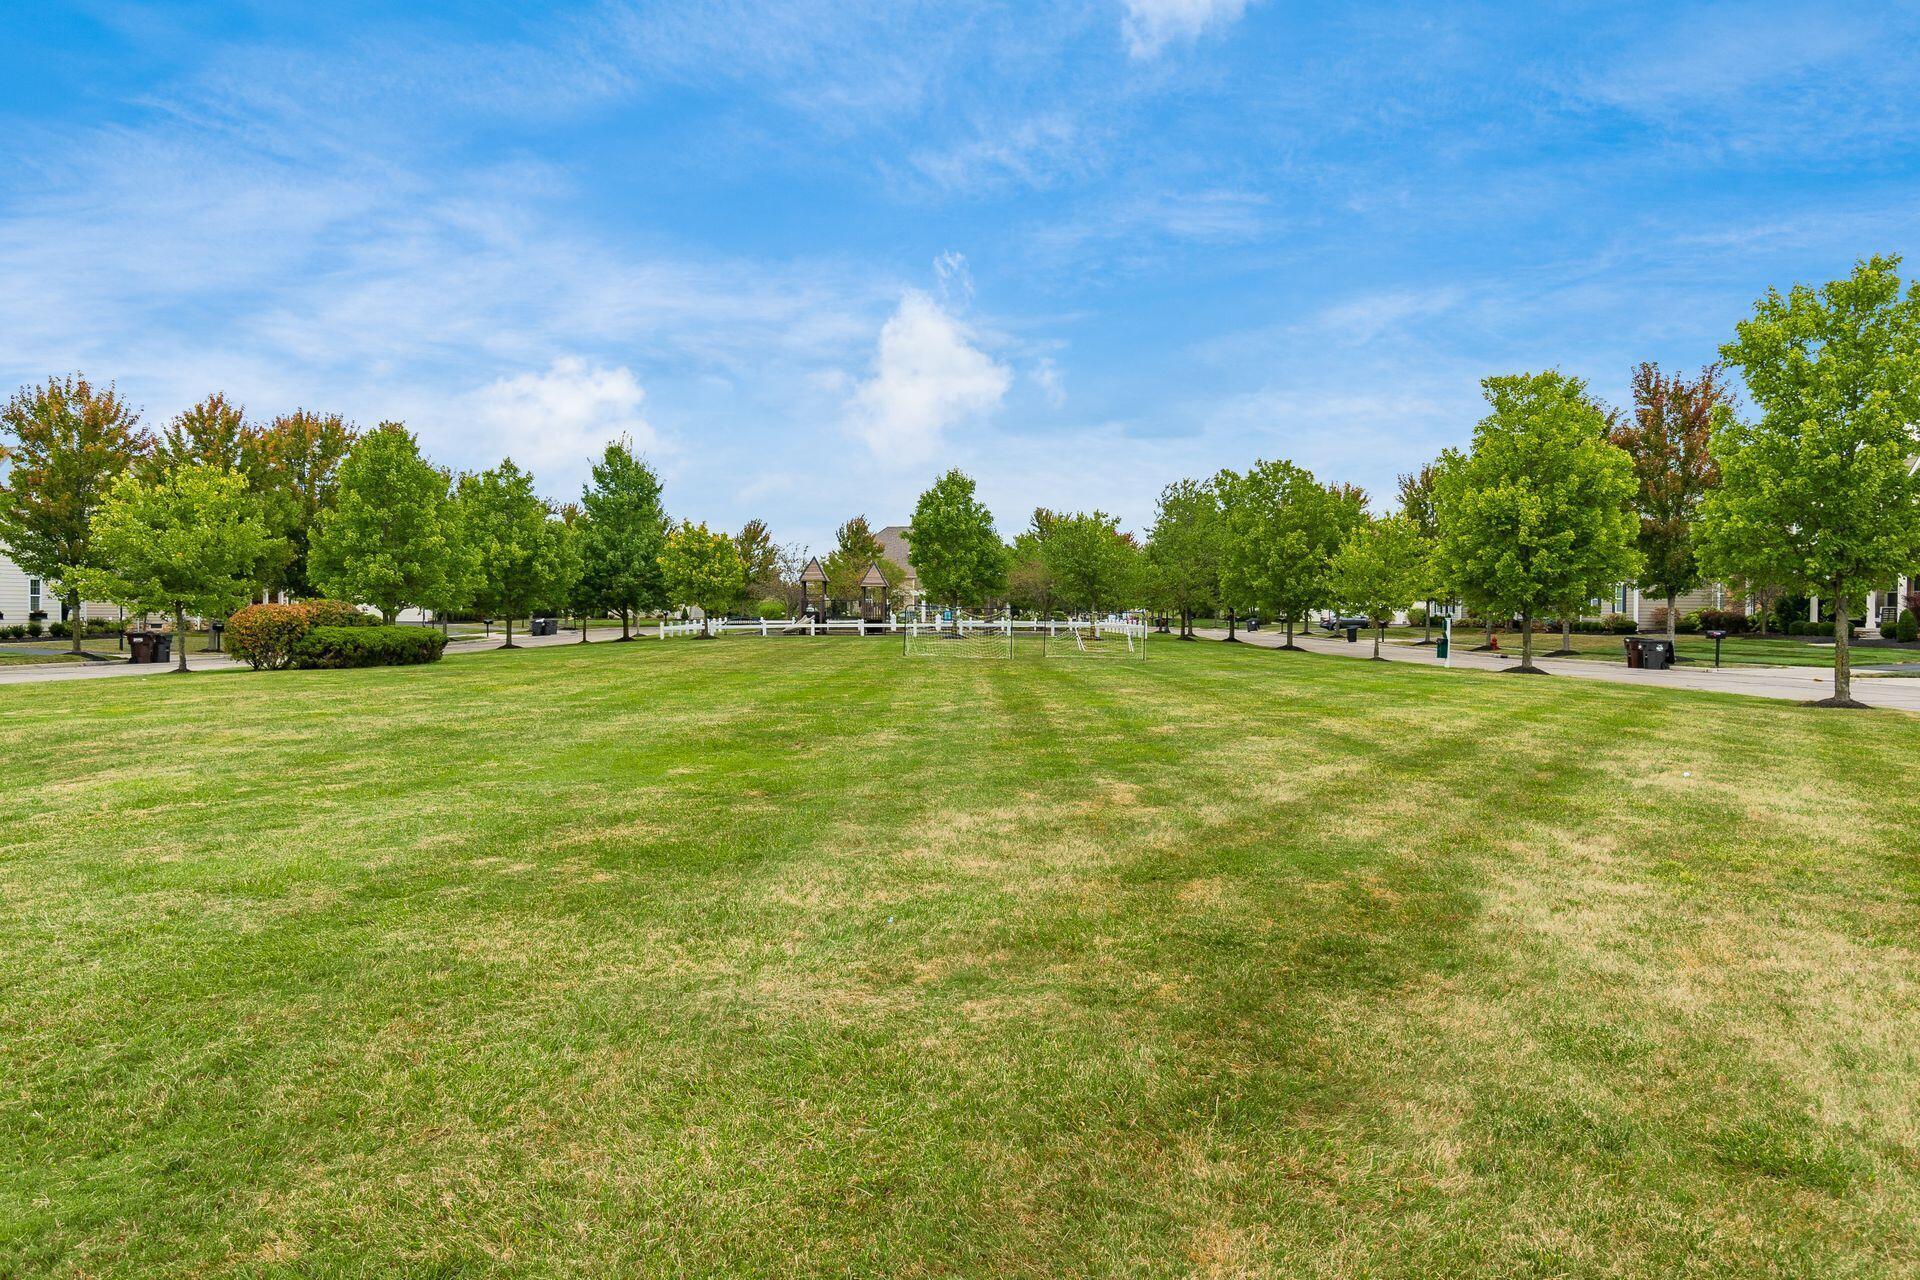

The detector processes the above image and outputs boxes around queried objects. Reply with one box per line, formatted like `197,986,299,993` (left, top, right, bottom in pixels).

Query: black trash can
1642,638,1674,670
153,633,173,664
1345,624,1360,643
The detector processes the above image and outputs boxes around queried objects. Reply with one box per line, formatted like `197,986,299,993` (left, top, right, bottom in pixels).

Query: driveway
1193,627,1920,714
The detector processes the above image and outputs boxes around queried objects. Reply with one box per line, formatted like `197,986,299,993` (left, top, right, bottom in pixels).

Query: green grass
4,640,1919,1276
1392,627,1915,668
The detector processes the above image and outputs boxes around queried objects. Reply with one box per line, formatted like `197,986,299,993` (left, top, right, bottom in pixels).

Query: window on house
1614,584,1629,614
28,577,41,615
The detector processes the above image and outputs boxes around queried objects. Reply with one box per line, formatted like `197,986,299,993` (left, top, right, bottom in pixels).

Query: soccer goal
902,617,1016,659
1041,619,1148,661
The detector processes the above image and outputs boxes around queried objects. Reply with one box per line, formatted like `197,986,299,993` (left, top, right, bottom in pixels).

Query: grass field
4,639,1919,1276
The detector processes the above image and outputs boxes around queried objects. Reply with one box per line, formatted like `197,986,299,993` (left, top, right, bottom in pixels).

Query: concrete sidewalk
1193,626,1920,713
0,624,613,687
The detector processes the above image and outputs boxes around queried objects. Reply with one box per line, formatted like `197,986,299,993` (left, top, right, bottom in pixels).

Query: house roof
858,561,888,589
873,525,914,583
799,556,826,583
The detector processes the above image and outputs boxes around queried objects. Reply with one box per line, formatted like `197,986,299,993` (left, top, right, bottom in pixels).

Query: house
0,551,116,629
872,525,925,613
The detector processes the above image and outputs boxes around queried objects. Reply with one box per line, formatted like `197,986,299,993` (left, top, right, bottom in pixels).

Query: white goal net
901,618,1147,661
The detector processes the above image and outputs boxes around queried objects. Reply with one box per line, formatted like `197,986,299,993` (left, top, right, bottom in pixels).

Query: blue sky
4,2,1917,551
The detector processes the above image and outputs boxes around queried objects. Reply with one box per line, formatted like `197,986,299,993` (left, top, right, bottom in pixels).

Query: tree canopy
309,423,466,624
1699,255,1920,705
908,468,1006,608
1040,511,1141,616
0,374,152,652
68,465,275,672
1612,362,1731,638
1329,514,1429,659
454,459,565,647
1146,477,1220,637
1216,460,1365,647
660,520,745,634
1434,371,1640,671
579,438,669,637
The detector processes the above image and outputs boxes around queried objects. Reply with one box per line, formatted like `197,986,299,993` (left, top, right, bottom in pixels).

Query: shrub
49,621,69,638
292,625,446,669
1900,609,1919,643
755,597,787,620
1405,605,1428,628
305,599,375,627
1696,609,1752,634
25,620,43,638
226,603,318,670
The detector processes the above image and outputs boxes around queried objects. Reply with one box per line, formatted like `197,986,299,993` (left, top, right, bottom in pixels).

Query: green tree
1004,508,1062,616
1147,477,1220,639
734,519,780,600
1040,511,1141,615
68,465,275,673
1396,457,1452,643
547,506,591,642
579,439,668,639
146,392,251,479
1215,461,1365,649
0,375,153,653
908,469,1006,611
1434,371,1640,673
251,409,357,598
308,423,463,623
1329,514,1428,660
1699,255,1920,706
1612,362,1731,641
456,459,564,649
659,520,745,635
823,516,902,612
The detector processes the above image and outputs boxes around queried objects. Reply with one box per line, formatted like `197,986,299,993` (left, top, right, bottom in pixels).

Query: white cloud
1033,357,1067,408
849,290,1011,465
1119,0,1250,59
467,357,663,485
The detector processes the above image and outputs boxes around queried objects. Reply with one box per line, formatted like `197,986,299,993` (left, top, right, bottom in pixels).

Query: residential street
1192,626,1920,713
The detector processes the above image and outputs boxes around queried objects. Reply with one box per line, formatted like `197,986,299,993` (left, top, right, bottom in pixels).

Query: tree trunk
620,608,632,641
1831,583,1856,706
1284,617,1296,650
67,589,83,654
1561,616,1572,653
503,616,515,649
173,605,189,673
381,607,396,625
579,611,589,643
1372,621,1383,659
1422,605,1433,646
1666,593,1677,641
1519,608,1536,672
1226,609,1237,642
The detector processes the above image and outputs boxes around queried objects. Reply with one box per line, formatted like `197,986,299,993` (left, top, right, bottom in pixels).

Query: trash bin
209,620,225,652
1642,638,1673,670
126,632,152,664
1345,624,1360,643
534,616,558,637
153,634,173,664
1435,632,1450,660
1623,636,1644,668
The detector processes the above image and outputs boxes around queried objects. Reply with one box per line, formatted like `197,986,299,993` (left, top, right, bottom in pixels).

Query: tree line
3,256,1917,701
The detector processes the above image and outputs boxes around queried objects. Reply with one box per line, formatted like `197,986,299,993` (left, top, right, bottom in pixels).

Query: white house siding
0,551,118,626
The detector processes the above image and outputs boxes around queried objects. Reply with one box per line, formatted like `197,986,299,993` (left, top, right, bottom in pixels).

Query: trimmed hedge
226,600,379,670
292,625,446,669
1901,609,1919,643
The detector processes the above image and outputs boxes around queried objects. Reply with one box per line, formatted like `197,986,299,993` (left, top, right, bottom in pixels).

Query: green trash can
1435,631,1449,660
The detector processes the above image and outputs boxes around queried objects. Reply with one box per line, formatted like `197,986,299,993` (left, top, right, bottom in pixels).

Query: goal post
1040,618,1148,661
902,617,1016,659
